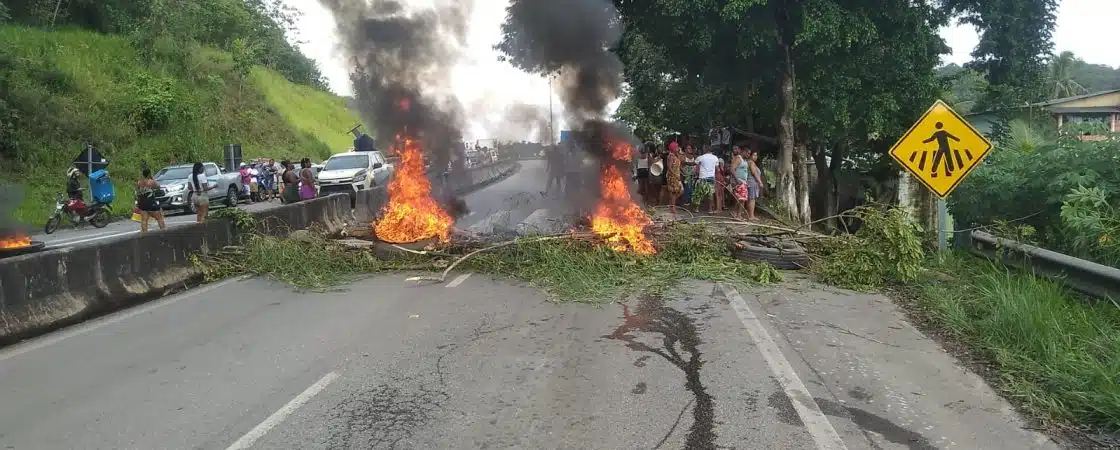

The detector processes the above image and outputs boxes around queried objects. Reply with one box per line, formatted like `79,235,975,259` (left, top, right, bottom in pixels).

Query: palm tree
1048,51,1087,99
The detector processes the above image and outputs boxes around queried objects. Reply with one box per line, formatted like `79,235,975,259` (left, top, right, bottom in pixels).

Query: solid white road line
44,218,199,247
445,273,472,288
45,230,138,247
0,276,248,362
225,372,340,450
719,283,848,450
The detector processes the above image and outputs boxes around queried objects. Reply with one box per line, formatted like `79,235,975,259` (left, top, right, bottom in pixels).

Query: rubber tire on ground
733,242,810,270
44,214,61,235
89,209,110,228
225,186,238,208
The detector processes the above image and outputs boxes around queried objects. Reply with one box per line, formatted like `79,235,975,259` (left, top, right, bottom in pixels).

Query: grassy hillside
0,26,363,225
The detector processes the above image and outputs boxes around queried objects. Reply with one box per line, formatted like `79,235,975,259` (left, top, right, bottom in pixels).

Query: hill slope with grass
0,26,363,225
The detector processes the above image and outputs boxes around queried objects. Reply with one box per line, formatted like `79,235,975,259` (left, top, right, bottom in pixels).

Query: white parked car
315,151,394,198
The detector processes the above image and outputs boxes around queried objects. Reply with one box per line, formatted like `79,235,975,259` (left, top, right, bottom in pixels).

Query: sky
286,0,1120,142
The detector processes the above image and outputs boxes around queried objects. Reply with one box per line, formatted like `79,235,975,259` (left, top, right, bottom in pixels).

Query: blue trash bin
89,169,116,205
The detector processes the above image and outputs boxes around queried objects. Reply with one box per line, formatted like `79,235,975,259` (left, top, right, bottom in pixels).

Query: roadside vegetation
0,1,363,225
951,127,1120,266
908,254,1120,438
196,222,784,301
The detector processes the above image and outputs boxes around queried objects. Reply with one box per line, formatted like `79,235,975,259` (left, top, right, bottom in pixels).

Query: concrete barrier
0,194,351,345
0,161,516,345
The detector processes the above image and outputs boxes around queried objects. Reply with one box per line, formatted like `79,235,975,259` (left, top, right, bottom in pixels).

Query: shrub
949,130,1120,262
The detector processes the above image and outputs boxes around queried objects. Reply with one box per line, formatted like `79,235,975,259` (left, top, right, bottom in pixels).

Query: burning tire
733,236,810,270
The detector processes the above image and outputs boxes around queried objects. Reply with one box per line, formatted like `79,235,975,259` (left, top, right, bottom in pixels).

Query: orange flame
0,230,32,250
373,136,453,243
590,141,656,255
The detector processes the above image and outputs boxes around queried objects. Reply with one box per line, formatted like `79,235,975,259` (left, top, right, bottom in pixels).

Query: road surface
32,200,280,250
455,159,577,235
2,159,1059,448
0,274,1056,449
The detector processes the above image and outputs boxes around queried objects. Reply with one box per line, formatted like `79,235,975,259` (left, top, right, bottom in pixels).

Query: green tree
1047,51,1087,99
943,0,1059,109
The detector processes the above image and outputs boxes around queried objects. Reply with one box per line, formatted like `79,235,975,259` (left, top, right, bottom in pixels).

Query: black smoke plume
496,0,623,125
319,0,473,217
496,0,635,214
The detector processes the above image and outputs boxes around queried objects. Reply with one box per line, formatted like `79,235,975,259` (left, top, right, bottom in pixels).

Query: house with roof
964,89,1120,140
1038,89,1120,140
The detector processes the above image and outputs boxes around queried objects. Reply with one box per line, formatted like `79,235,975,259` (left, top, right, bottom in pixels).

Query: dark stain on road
767,391,805,427
632,382,648,394
327,317,515,448
326,381,450,449
634,355,651,367
814,397,937,450
604,295,716,449
849,386,873,403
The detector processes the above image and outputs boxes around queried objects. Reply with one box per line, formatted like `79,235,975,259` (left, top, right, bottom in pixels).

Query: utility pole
548,75,555,145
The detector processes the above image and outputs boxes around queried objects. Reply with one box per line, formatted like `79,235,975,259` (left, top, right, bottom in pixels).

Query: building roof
1045,106,1120,114
1033,89,1120,107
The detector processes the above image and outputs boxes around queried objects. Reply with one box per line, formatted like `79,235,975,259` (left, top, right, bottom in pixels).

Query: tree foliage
2,0,326,89
942,0,1059,109
950,134,1120,265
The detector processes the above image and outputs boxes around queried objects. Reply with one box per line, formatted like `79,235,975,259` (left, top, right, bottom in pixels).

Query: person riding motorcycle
65,167,88,220
66,167,83,201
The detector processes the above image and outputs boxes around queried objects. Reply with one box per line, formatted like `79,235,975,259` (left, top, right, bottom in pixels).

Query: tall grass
918,254,1120,432
251,68,359,153
0,26,363,225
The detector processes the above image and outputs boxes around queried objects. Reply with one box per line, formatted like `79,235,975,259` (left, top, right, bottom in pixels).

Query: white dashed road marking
446,273,472,288
226,372,340,450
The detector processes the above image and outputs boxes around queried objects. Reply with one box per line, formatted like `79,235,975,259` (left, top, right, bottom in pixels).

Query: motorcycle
44,193,111,234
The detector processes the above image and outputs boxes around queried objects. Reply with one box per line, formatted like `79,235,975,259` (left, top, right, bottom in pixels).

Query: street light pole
548,75,555,145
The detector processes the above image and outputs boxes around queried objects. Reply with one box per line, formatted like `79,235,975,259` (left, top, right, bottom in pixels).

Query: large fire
374,136,454,243
590,141,656,255
0,230,32,250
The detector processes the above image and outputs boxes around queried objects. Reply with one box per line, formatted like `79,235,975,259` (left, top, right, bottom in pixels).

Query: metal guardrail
957,230,1120,300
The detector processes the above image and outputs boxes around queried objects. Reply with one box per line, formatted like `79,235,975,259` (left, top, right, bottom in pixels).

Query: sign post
888,100,993,251
72,143,109,176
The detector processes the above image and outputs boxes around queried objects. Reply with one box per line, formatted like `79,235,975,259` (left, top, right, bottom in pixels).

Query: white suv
315,151,393,198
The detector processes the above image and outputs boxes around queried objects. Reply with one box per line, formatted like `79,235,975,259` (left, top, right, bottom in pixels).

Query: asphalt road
31,200,280,250
0,274,1057,449
2,159,1059,449
455,159,579,235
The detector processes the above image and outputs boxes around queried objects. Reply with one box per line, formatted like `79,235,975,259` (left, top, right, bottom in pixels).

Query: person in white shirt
694,146,721,213
187,162,214,223
633,143,652,204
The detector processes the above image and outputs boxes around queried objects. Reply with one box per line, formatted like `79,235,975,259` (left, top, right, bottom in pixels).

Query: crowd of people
130,157,320,232
634,141,764,220
542,137,765,221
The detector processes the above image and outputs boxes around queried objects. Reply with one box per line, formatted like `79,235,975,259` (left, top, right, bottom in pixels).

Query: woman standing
280,160,301,204
298,158,317,201
135,168,167,233
745,149,764,220
681,144,698,210
664,143,684,216
187,162,213,223
730,146,750,219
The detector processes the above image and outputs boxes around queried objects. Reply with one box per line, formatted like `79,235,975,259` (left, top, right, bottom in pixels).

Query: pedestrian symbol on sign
888,100,993,198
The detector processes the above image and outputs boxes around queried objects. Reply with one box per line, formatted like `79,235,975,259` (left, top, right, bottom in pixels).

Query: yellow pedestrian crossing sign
888,100,993,198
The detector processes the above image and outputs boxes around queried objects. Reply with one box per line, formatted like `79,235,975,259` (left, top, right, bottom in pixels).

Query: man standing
694,145,721,214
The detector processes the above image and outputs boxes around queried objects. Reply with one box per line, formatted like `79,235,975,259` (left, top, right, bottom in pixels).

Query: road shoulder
736,273,1059,449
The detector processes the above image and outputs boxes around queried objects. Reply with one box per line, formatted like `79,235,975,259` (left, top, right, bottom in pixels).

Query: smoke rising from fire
496,0,623,127
317,0,472,170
